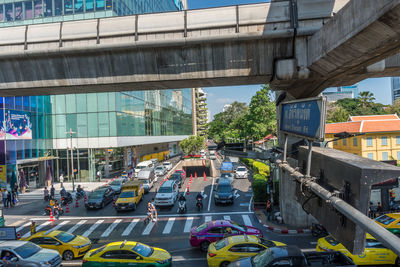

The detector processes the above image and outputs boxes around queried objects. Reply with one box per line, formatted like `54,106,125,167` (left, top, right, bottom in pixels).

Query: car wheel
63,250,74,261
396,257,400,267
220,262,230,267
133,203,137,210
200,241,210,252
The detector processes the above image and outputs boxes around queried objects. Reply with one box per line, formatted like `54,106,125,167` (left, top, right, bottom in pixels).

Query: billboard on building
2,111,32,140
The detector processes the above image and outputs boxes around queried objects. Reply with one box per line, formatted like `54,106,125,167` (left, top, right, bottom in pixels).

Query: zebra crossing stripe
47,221,70,233
67,220,87,234
205,216,212,223
162,218,175,234
223,216,231,221
82,220,104,237
183,217,194,233
16,222,31,233
101,219,122,238
122,219,140,237
242,215,252,227
142,221,155,235
22,221,51,238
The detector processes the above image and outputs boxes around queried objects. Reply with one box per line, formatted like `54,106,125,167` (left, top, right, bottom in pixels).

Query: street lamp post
66,128,76,192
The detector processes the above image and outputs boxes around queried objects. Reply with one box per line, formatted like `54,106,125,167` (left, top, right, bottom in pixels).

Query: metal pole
283,135,288,163
276,159,400,256
306,140,312,177
70,130,74,192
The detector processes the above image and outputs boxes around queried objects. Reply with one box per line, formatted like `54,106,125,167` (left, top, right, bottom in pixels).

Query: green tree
387,99,400,115
326,102,349,123
358,91,376,109
244,84,277,140
179,135,205,155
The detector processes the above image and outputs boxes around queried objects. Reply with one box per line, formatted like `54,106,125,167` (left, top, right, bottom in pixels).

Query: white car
235,166,248,179
209,151,217,160
155,180,179,206
154,165,167,176
163,161,173,171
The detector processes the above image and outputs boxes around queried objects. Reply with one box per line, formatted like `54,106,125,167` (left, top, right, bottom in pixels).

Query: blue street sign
280,97,326,141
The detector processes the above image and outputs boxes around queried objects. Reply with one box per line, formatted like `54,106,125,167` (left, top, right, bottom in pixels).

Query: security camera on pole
66,128,76,192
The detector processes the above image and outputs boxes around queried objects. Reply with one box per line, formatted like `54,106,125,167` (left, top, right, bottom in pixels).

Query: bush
252,174,269,202
252,161,270,177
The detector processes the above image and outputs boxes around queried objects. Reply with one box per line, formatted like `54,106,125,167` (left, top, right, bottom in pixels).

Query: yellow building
325,114,400,161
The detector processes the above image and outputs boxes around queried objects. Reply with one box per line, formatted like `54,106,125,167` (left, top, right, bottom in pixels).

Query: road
4,157,318,266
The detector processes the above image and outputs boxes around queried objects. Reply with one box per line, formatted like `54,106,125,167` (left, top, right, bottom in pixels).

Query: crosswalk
14,214,256,240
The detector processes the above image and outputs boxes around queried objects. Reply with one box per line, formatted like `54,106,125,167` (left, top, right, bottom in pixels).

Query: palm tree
358,91,375,108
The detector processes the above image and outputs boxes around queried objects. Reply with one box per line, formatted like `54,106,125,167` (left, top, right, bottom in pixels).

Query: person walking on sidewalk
59,173,64,188
266,199,272,221
6,191,12,208
50,185,55,200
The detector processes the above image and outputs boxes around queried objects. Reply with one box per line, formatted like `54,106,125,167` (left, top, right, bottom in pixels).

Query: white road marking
142,221,155,235
122,219,140,236
67,220,87,234
184,217,194,233
234,190,240,199
301,248,317,252
223,216,231,221
249,195,253,212
162,218,175,234
101,219,122,238
207,178,215,211
29,211,254,221
82,220,104,237
16,222,31,233
205,216,212,223
310,241,318,245
22,221,51,238
47,220,69,233
240,203,249,206
242,215,252,227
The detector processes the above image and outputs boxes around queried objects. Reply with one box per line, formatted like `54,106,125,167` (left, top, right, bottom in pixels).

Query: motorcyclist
60,187,66,198
76,185,85,199
178,193,186,202
196,192,203,209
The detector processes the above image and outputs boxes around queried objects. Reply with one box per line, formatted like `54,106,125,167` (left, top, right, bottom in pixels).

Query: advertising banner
3,111,32,140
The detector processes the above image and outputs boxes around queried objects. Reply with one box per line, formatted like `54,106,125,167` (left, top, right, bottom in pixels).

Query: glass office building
0,0,191,187
0,0,184,27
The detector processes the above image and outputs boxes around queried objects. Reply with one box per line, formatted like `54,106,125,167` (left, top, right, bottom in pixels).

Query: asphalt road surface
4,157,319,266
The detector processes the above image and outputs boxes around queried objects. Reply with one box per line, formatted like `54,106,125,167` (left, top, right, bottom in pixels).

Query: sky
187,0,393,119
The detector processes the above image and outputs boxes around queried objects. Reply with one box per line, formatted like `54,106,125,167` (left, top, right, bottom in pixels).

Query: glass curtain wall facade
0,0,183,27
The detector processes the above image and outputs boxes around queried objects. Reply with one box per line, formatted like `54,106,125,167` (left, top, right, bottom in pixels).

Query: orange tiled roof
326,119,400,134
349,114,399,121
325,121,362,134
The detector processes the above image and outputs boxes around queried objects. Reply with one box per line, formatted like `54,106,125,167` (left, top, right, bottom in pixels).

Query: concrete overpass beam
366,60,386,73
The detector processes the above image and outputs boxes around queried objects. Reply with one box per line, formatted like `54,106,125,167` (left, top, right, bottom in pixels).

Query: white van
134,161,153,177
209,150,217,160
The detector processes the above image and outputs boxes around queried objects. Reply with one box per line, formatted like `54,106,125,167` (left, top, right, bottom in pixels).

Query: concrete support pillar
381,188,390,211
38,161,46,187
124,147,129,171
105,151,110,178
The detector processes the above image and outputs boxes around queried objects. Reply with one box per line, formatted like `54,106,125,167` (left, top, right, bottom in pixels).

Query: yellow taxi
115,181,144,211
316,234,399,266
24,230,91,260
375,213,400,235
207,234,286,267
82,241,172,267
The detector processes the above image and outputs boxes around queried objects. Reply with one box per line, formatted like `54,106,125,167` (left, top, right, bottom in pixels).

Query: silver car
163,161,173,171
108,178,126,194
0,240,61,267
235,166,248,179
155,165,167,176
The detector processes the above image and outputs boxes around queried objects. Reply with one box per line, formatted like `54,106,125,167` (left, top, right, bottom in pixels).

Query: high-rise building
322,85,359,102
0,0,191,188
193,88,208,137
391,77,400,103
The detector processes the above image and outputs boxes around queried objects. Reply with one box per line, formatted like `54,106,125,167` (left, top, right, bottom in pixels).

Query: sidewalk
254,209,311,235
21,181,108,196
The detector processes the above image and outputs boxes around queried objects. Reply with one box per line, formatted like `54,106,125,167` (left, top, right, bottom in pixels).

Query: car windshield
217,185,231,193
221,173,232,178
230,221,247,232
133,243,153,257
169,174,181,180
158,187,172,193
325,236,340,246
196,222,209,232
375,215,396,225
120,191,135,198
91,245,106,257
109,180,121,186
14,242,41,259
252,249,274,267
155,167,163,170
55,232,76,243
137,165,147,170
89,191,105,199
163,162,170,166
259,238,276,248
237,167,246,172
214,238,229,250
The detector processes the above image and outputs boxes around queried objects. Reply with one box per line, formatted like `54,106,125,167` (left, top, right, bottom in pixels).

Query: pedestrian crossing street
16,213,257,240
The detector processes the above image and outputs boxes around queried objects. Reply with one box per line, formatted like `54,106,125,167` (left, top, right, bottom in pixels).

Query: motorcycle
75,190,86,200
196,198,203,211
311,223,328,237
61,193,73,206
178,200,186,214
